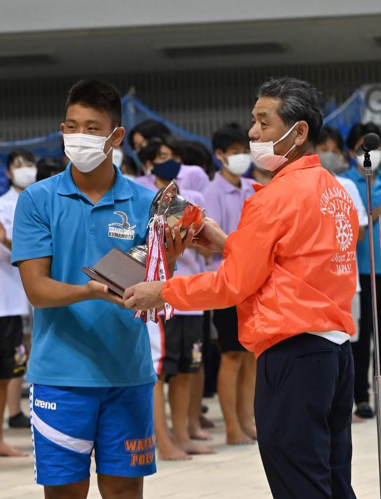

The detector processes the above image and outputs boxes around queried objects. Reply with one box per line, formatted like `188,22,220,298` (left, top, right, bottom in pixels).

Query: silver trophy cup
127,180,205,266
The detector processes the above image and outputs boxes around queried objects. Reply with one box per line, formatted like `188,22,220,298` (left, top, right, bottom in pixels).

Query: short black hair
65,80,122,128
180,140,216,177
128,120,171,149
346,122,381,151
256,77,324,145
121,153,138,175
36,157,66,182
139,135,183,163
212,122,248,153
7,148,35,170
316,126,344,152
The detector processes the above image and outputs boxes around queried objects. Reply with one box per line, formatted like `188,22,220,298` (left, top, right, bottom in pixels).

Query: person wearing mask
136,136,213,458
1,149,36,435
202,123,257,446
341,122,381,419
0,149,35,455
124,77,359,499
11,80,189,498
136,135,209,193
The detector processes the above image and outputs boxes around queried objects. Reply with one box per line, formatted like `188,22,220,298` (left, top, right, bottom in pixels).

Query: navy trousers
255,334,357,499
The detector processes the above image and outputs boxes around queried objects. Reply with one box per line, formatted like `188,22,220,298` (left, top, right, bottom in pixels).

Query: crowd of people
0,77,380,498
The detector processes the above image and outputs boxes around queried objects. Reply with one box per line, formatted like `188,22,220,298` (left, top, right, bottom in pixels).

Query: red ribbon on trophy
133,215,174,323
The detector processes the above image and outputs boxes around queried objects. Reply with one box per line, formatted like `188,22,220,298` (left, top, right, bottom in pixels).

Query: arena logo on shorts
35,399,57,410
125,436,155,466
108,211,136,240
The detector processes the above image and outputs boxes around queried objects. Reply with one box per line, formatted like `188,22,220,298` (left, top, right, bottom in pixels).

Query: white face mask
318,151,348,174
356,150,381,171
225,153,252,176
64,128,117,173
113,148,124,169
249,122,299,172
12,166,37,189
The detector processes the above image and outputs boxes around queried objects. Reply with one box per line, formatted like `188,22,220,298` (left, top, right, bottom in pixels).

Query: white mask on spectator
12,166,37,189
250,122,299,172
318,151,348,174
64,128,117,173
356,150,381,171
225,153,252,176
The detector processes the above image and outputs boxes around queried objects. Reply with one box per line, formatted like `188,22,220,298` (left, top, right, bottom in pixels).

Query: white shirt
0,187,29,317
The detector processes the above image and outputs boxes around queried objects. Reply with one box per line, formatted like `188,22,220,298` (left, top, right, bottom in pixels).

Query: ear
5,169,11,181
294,121,309,147
214,149,226,163
60,123,65,134
111,127,126,148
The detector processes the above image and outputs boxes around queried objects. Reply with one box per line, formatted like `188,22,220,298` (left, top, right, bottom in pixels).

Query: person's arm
18,256,124,308
124,202,284,312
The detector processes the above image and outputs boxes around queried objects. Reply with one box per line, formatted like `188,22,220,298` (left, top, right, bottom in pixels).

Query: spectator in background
204,123,257,445
341,122,381,419
136,135,209,193
135,137,213,458
128,119,171,154
0,149,36,454
181,140,217,180
36,157,65,182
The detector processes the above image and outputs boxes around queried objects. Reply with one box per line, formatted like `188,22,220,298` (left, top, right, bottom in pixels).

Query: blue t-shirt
12,165,157,387
340,166,381,274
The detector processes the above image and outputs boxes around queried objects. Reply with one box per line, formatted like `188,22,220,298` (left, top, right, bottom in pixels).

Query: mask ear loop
105,127,119,156
273,121,300,146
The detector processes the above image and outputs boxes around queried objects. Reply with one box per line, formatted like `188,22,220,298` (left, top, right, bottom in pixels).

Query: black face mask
153,159,181,180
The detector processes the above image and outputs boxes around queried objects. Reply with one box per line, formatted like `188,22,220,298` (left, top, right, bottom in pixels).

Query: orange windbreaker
162,155,359,358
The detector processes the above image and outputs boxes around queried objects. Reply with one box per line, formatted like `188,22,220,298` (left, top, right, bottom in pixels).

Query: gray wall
1,60,381,142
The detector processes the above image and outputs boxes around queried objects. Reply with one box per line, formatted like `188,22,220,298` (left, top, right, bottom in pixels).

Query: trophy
82,181,205,298
127,180,205,265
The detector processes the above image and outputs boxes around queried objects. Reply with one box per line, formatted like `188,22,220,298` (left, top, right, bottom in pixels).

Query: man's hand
0,220,11,250
123,281,165,311
86,280,125,307
165,225,195,274
192,217,228,253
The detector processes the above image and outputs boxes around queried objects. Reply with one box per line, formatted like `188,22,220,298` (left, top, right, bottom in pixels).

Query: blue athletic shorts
30,383,156,486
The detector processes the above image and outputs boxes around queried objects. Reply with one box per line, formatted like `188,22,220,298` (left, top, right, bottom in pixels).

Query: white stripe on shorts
29,384,37,483
31,407,93,454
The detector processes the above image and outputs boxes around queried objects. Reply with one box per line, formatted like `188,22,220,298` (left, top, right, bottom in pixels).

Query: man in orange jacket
124,77,358,499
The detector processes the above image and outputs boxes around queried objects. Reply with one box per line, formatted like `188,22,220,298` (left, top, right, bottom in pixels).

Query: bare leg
188,366,212,441
218,352,254,445
169,373,213,454
98,475,143,499
154,380,190,460
237,353,257,439
45,479,90,499
7,376,23,417
0,379,28,457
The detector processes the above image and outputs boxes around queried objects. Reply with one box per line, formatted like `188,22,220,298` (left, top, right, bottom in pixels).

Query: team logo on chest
108,211,136,240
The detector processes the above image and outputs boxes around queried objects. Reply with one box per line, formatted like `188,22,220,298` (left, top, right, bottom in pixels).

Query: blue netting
323,89,364,142
0,89,368,195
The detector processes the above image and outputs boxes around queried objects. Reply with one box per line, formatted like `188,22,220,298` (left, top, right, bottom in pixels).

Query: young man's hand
85,280,125,306
191,217,228,254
